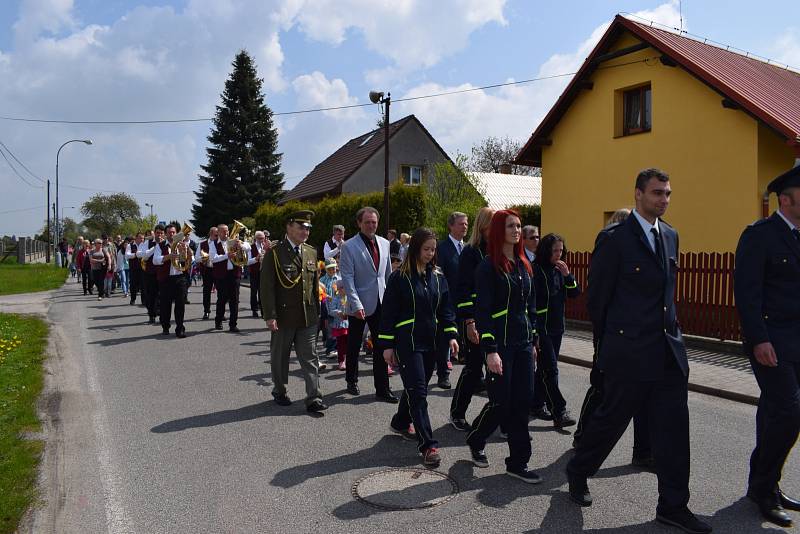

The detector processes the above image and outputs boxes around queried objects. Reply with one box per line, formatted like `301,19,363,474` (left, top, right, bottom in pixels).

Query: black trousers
467,343,534,471
450,338,485,419
748,356,800,498
567,358,690,515
159,275,187,332
250,269,261,313
202,267,215,314
215,273,240,328
129,268,143,304
532,333,568,415
144,273,160,320
81,269,92,294
392,350,437,453
345,303,391,395
92,269,106,297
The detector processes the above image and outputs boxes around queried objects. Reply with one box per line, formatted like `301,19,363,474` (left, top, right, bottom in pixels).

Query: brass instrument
228,219,250,267
170,222,194,272
198,249,209,266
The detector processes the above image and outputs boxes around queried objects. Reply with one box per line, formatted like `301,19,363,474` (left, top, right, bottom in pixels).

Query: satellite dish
369,91,384,104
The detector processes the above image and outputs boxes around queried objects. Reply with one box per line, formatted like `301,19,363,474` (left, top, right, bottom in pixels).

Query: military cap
767,161,800,195
287,210,315,228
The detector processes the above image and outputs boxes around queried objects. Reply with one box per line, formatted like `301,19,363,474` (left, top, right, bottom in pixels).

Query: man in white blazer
339,206,397,402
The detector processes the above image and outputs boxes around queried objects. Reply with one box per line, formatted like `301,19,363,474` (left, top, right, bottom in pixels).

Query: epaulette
659,218,674,229
601,222,623,233
750,218,770,227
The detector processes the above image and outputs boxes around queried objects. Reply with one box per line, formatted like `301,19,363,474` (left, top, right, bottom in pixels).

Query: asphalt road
28,282,800,533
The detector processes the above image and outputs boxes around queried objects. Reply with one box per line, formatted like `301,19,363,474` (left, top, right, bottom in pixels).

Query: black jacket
474,256,537,353
734,212,800,361
378,265,457,354
587,214,688,380
533,263,581,336
454,241,487,320
437,237,460,308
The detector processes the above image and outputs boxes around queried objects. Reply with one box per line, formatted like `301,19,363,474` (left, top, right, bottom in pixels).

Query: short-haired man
153,224,187,338
339,206,396,402
522,225,539,263
261,211,327,413
387,228,401,256
435,211,468,389
324,225,345,261
248,230,270,318
137,225,164,324
125,232,145,305
196,226,218,320
209,223,242,333
566,169,711,534
735,163,800,527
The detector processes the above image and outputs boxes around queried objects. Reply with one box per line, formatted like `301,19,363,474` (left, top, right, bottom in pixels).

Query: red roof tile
516,15,800,166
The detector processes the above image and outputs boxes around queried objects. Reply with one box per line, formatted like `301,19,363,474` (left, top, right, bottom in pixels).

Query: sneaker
470,447,489,468
319,361,327,370
446,360,453,370
97,296,102,301
449,416,471,432
389,422,417,441
506,467,542,484
553,410,577,428
656,508,712,534
498,429,508,440
338,361,346,371
422,447,441,467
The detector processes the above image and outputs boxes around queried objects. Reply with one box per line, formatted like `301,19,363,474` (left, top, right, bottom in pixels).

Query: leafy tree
469,136,540,176
425,153,487,239
192,50,284,231
80,193,141,237
35,217,85,243
117,214,158,238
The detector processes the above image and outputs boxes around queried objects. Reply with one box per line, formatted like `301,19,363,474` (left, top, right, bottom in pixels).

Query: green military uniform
260,210,322,407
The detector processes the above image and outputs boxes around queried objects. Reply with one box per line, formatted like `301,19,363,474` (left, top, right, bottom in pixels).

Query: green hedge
254,183,427,252
509,204,541,228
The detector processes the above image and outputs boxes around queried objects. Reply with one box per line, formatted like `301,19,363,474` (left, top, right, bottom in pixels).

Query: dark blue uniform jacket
454,241,486,321
533,263,581,336
734,212,800,361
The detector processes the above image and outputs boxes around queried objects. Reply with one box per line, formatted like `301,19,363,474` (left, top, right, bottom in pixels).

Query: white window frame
401,165,423,186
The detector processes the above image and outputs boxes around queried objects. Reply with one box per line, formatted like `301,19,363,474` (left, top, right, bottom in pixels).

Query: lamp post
369,90,390,235
56,139,92,247
46,179,51,264
144,202,154,219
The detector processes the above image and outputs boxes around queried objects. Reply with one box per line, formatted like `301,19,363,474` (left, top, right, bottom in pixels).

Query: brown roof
516,15,800,166
284,114,443,202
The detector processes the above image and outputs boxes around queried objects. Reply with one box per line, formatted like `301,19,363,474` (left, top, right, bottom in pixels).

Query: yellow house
515,15,800,253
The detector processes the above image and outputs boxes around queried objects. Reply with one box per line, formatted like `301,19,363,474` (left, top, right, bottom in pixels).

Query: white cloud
627,0,685,30
291,71,365,120
772,28,800,69
13,0,77,44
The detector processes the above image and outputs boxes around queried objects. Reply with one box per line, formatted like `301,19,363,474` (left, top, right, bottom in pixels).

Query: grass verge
0,313,48,534
0,264,66,296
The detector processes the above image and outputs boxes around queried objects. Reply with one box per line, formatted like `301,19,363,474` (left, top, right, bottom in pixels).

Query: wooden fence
563,251,741,342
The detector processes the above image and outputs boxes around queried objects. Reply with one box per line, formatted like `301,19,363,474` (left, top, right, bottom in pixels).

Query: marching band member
196,226,218,320
138,225,163,325
209,223,242,333
248,230,270,318
125,232,145,306
153,224,187,338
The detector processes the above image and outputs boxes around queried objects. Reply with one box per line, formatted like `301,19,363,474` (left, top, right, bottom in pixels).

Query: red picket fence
563,251,741,341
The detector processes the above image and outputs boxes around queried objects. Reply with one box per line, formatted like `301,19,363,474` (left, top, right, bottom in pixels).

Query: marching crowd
64,162,800,533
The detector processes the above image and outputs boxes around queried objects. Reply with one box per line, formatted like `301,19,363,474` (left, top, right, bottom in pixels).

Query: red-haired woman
465,210,541,483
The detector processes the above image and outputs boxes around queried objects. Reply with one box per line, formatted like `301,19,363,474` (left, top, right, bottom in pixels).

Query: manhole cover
352,467,459,510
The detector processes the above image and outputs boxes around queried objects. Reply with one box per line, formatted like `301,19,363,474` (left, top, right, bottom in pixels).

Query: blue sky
0,0,798,236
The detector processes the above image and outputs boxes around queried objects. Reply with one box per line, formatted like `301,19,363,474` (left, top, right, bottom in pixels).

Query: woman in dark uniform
531,233,581,428
379,228,459,467
466,209,540,483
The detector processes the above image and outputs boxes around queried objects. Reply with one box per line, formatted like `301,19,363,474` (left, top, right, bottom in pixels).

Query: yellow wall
540,31,793,253
758,122,796,214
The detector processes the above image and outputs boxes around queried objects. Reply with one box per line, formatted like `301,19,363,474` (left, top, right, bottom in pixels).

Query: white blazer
338,234,392,316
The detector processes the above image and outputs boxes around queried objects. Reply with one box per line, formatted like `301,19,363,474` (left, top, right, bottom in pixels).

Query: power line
0,140,46,184
0,205,44,215
0,145,43,188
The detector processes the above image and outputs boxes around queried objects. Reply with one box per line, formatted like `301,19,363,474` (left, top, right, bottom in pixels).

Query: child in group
326,282,349,371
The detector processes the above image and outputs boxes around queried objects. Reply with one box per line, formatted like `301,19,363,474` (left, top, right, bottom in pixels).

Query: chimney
498,163,513,174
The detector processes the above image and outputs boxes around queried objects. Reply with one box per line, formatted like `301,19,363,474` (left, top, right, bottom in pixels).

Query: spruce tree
192,50,284,234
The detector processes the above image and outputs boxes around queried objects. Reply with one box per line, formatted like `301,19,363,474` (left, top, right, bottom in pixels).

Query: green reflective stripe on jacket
491,309,508,319
443,326,457,333
536,308,548,314
565,281,577,289
457,301,473,308
471,293,477,298
395,318,414,327
481,332,495,340
378,334,394,340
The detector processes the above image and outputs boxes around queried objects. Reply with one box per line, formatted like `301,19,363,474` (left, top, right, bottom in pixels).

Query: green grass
0,313,48,534
0,264,66,296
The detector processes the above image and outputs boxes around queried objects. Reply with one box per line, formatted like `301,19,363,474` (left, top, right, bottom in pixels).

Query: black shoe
506,467,542,484
272,394,292,406
376,392,399,403
148,317,156,325
252,311,259,318
531,406,554,421
346,383,360,396
437,378,451,389
130,299,135,305
779,490,800,511
184,299,190,304
553,410,577,428
567,472,592,506
748,492,793,527
656,508,712,534
229,326,240,333
450,416,471,432
469,447,489,468
176,328,186,339
307,400,328,413
203,312,210,320
162,328,170,335
214,323,223,330
631,454,656,471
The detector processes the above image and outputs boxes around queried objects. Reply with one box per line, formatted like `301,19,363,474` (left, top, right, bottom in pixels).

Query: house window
401,165,423,185
623,85,651,135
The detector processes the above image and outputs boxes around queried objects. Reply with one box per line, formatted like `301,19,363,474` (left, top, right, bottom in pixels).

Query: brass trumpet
228,219,250,267
170,223,194,272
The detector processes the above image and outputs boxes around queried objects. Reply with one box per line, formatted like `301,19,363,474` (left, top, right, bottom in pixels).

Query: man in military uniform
734,163,800,528
261,210,327,414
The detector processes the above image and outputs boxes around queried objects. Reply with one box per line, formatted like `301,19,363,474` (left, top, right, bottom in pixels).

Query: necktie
294,245,300,255
457,242,462,255
369,239,379,270
793,228,800,242
651,227,664,268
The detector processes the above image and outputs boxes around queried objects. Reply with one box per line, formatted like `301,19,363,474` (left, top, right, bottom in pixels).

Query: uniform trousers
159,275,187,332
392,350,437,452
567,357,690,515
249,269,261,313
201,266,215,314
215,272,240,328
81,269,93,294
450,338,485,419
748,355,800,498
270,322,322,406
345,302,391,395
467,343,534,471
144,272,160,320
92,269,107,297
129,268,143,304
532,334,567,416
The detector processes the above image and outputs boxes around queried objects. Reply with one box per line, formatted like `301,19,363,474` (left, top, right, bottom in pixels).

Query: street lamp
369,90,390,235
144,202,154,218
56,139,92,250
